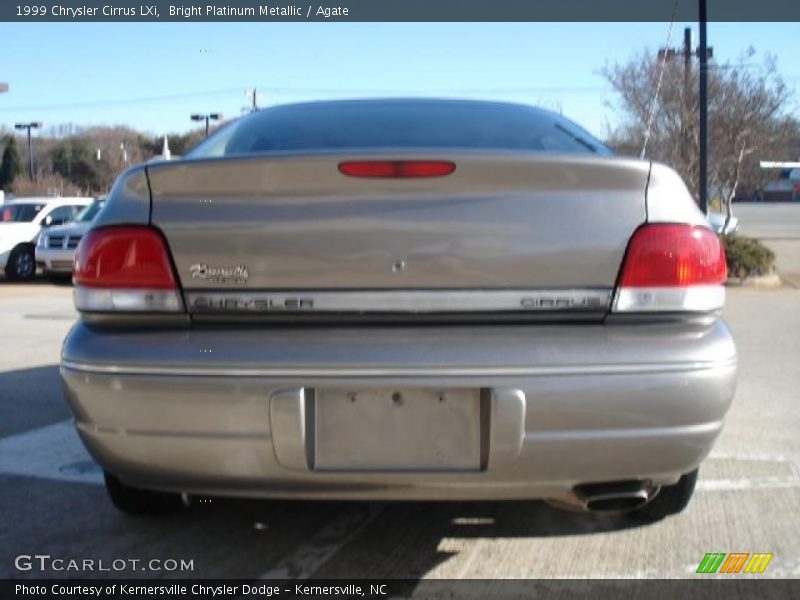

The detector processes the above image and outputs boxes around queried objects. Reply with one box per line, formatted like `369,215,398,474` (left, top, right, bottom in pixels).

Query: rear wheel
632,469,698,521
5,245,36,280
104,472,186,515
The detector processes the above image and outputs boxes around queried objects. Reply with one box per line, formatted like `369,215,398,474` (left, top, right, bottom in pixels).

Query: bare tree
603,48,798,221
11,173,82,198
2,123,214,197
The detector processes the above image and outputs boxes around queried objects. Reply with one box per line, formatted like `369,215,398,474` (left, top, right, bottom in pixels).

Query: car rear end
60,100,736,512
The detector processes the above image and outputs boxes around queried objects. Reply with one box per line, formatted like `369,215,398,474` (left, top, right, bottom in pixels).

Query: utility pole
683,28,692,102
244,88,261,113
683,28,693,177
1,85,8,202
658,28,697,98
698,0,709,215
14,122,42,181
658,23,713,212
658,28,695,168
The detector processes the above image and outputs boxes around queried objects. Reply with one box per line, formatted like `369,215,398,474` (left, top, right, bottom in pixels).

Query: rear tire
4,245,36,281
632,469,698,521
104,472,186,515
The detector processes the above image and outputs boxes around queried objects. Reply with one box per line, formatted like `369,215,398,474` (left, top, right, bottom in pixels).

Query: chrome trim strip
185,289,613,314
61,356,737,378
77,422,271,440
74,286,183,313
613,285,725,312
524,421,722,441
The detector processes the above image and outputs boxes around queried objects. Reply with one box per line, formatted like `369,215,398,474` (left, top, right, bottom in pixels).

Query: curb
725,272,783,288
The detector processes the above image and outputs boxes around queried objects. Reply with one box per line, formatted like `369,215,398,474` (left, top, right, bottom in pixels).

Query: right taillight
613,223,727,312
73,225,183,313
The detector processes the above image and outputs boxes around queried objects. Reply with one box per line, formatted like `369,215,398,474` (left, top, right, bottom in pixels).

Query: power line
640,0,679,159
0,87,242,112
259,85,606,94
0,84,608,113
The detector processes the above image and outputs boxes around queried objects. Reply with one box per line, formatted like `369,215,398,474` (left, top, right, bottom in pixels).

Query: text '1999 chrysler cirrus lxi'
60,99,736,518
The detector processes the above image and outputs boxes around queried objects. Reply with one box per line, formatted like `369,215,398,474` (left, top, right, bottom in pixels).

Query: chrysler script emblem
189,263,249,284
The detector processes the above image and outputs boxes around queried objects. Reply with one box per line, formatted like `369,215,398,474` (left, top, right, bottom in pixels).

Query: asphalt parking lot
1,205,799,580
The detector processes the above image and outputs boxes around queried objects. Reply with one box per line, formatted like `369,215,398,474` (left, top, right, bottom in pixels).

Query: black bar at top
2,0,800,22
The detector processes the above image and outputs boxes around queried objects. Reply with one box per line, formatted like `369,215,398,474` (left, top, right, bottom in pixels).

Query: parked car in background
1,197,93,280
62,99,736,519
36,198,106,278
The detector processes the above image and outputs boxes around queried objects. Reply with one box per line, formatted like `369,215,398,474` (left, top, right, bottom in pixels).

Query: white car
1,197,93,280
36,199,106,278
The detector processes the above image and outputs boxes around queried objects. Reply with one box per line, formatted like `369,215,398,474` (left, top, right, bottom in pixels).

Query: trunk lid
147,152,648,318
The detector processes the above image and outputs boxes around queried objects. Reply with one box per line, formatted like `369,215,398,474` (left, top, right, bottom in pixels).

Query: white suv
1,197,93,280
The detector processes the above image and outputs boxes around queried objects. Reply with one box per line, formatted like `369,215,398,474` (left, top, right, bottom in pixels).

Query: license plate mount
313,388,482,472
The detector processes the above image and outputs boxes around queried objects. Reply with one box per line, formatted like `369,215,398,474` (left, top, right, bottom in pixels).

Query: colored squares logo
697,553,773,574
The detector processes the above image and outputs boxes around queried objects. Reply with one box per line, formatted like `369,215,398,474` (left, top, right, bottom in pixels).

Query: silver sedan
60,99,736,519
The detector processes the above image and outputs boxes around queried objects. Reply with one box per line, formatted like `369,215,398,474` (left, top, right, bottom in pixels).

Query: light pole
191,113,222,138
14,121,42,181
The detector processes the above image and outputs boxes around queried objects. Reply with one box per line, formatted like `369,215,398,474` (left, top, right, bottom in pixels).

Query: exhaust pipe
573,480,658,513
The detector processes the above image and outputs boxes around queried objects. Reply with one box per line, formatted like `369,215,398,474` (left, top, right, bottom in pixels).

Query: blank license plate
314,388,481,472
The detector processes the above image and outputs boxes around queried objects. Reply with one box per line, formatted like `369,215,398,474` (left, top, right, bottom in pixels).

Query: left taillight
73,225,183,312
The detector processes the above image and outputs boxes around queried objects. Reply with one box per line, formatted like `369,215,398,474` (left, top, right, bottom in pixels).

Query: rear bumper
60,320,737,502
35,247,75,273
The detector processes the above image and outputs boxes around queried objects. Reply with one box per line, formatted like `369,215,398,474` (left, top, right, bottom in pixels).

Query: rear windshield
1,203,45,223
187,100,611,158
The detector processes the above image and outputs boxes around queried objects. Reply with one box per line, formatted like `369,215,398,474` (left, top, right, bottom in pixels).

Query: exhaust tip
584,490,649,512
574,480,656,513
